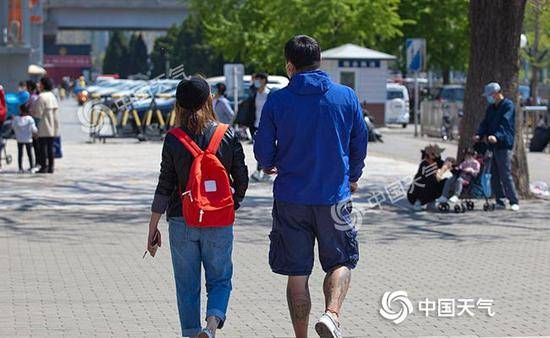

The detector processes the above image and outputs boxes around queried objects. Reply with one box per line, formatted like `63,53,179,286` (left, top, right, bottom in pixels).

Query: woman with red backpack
147,76,248,338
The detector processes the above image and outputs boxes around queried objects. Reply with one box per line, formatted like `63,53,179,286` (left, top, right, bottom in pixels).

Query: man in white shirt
253,72,270,130
251,72,271,182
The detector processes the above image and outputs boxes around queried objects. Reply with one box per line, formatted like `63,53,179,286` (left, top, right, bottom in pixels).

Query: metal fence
420,100,463,139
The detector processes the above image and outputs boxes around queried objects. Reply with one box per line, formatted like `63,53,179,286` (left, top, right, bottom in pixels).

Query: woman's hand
146,212,162,257
147,228,161,257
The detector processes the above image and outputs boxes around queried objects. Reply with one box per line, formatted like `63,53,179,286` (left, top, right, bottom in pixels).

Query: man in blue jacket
475,82,519,211
254,35,368,338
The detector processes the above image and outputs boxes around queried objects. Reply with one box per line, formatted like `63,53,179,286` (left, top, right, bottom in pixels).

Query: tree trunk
458,0,530,197
442,68,451,85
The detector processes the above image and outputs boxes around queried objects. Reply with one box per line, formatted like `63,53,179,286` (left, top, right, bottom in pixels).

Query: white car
385,83,410,127
206,75,289,92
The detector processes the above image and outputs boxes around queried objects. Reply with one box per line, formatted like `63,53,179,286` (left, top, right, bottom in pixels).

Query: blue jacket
253,70,368,205
476,97,516,150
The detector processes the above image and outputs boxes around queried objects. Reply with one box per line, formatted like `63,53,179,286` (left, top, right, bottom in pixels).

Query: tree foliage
189,0,404,74
102,31,129,78
381,0,469,82
150,18,224,78
128,33,149,76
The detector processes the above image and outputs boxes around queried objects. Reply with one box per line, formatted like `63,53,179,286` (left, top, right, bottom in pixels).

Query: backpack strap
169,128,203,158
206,124,229,154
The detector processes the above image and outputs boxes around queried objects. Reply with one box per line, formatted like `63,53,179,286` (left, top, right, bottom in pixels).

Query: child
437,149,480,203
12,104,37,172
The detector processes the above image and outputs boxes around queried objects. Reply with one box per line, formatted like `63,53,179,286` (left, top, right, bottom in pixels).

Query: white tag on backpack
204,180,217,192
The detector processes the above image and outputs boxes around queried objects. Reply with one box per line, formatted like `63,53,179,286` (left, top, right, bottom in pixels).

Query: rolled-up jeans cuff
206,309,226,329
182,327,201,337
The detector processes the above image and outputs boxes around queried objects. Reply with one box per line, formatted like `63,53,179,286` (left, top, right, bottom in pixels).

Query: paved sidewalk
1,138,549,337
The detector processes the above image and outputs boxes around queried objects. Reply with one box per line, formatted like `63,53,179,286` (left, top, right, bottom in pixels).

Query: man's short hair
254,72,269,81
40,77,54,92
215,82,226,95
284,35,321,70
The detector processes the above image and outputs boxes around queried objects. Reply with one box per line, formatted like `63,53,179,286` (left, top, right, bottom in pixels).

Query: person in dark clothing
147,76,248,338
407,144,448,210
475,82,519,211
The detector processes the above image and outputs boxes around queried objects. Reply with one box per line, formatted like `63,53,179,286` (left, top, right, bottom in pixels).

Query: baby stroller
0,121,14,166
471,142,496,211
438,141,495,213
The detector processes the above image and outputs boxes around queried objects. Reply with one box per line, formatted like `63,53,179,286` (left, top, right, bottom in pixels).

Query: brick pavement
1,138,549,337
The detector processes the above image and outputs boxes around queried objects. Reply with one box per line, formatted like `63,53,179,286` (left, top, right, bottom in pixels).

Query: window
387,90,404,100
340,71,356,90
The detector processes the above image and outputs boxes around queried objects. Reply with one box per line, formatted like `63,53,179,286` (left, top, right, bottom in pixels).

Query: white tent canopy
28,64,47,76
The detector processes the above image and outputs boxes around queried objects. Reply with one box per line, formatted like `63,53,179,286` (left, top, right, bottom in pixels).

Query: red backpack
169,124,234,227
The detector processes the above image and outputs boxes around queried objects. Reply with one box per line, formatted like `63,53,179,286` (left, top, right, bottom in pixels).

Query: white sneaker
510,204,520,211
449,195,459,203
436,196,448,204
413,200,422,211
315,313,342,338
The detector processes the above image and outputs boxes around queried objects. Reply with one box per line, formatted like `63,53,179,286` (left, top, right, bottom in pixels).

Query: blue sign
338,59,380,68
406,38,426,72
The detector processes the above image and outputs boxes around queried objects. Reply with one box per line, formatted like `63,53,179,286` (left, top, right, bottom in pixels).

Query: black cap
176,76,211,112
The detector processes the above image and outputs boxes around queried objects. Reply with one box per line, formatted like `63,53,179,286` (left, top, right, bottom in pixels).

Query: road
369,125,550,184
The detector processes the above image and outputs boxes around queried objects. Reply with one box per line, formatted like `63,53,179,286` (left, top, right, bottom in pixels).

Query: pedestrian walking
34,77,60,174
475,82,519,211
147,76,248,338
253,35,368,338
249,72,271,182
213,83,235,124
12,104,37,172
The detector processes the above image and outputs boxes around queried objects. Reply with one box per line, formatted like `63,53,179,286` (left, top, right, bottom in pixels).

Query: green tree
150,25,178,78
128,33,149,76
190,0,404,74
150,18,224,77
383,0,469,82
102,31,129,78
523,0,550,102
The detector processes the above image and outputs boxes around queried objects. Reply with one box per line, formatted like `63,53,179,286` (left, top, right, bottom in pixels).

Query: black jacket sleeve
229,130,248,209
151,138,178,214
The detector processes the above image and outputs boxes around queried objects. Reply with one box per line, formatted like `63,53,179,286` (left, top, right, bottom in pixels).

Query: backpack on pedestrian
169,124,235,227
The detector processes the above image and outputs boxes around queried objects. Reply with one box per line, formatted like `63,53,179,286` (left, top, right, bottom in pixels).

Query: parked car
434,85,464,102
385,83,410,127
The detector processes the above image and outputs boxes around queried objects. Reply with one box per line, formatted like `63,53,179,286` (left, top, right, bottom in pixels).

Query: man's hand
473,135,480,141
350,181,358,193
488,135,497,144
262,167,278,175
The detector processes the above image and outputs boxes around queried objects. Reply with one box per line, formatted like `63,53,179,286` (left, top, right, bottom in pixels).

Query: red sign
44,55,92,68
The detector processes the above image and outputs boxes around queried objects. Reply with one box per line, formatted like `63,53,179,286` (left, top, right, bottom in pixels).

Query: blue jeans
168,217,233,337
491,149,519,205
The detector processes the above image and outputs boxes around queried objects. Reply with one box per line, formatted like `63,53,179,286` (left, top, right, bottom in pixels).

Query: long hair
175,94,218,134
